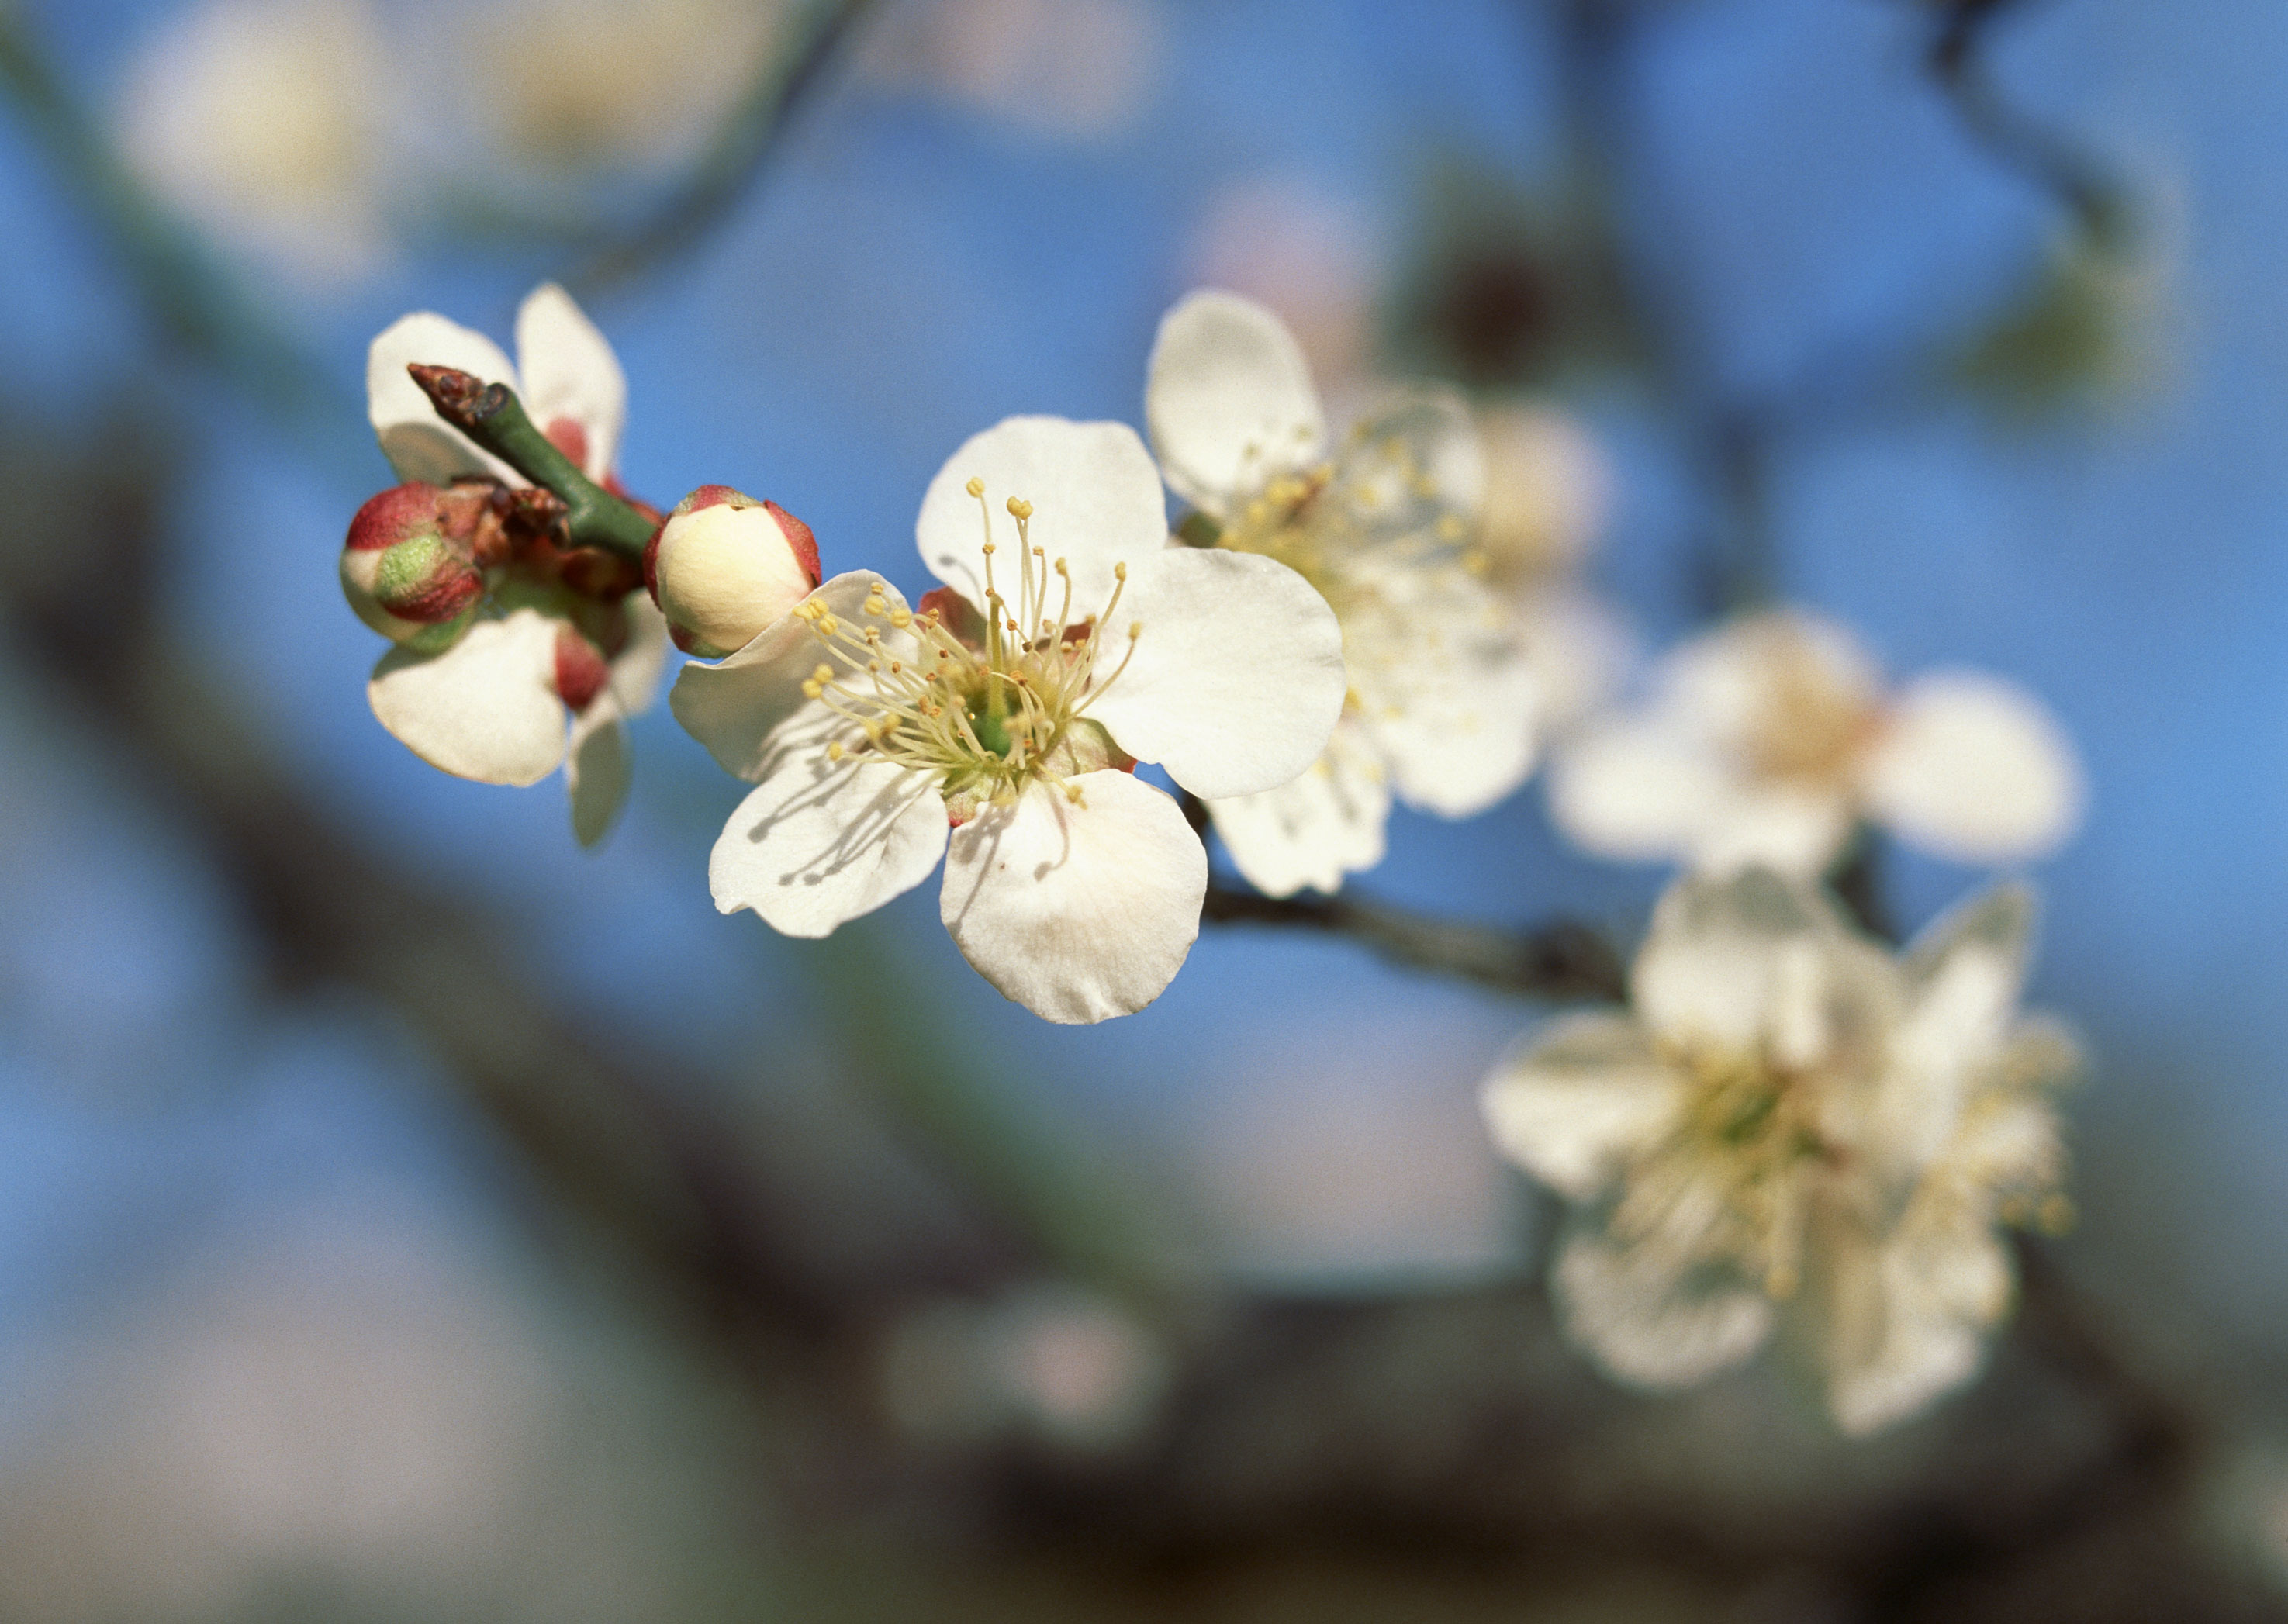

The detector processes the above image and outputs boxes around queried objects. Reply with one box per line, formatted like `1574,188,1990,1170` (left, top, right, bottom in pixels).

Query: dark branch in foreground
1202,881,1627,1004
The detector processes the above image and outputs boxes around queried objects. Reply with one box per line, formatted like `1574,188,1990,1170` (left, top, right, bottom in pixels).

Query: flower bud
648,485,821,658
342,483,488,653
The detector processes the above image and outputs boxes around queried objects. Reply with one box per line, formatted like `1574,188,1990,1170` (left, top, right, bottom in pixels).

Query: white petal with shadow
940,771,1204,1024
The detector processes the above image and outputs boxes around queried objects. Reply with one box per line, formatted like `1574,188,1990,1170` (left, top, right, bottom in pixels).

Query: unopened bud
342,483,487,652
648,485,821,658
553,622,612,713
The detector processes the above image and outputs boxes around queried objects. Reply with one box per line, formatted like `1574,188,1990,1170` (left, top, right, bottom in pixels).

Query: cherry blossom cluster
341,282,2088,1432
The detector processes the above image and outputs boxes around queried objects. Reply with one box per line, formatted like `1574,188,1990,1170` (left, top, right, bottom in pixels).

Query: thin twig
1924,0,2131,251
567,0,883,295
1201,881,1626,1004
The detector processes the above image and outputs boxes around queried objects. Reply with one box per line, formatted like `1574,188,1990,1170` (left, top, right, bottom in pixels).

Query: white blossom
856,0,1167,141
118,0,396,285
672,415,1346,1024
1146,290,1540,898
1476,403,1630,739
361,283,665,847
1480,868,2076,1434
1551,608,2082,877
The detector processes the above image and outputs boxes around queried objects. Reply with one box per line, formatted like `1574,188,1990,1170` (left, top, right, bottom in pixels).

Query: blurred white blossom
1186,176,1381,397
447,0,790,185
857,0,1166,140
118,0,397,285
360,283,666,846
1147,290,1539,898
1481,868,2077,1435
1551,608,2081,877
1476,403,1630,738
673,414,1344,1023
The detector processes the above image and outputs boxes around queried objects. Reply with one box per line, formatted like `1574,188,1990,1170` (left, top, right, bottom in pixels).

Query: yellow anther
816,614,838,636
1128,620,1141,638
1113,562,1127,581
1461,548,1489,575
981,541,997,555
1054,558,1069,575
800,679,823,700
965,476,984,498
826,740,845,761
890,606,912,628
1006,496,1033,520
811,664,834,683
864,596,888,617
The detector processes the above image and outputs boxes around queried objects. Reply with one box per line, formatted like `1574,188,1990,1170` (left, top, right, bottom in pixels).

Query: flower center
795,482,1141,815
1615,1045,1831,1301
1735,627,1884,786
1211,422,1491,720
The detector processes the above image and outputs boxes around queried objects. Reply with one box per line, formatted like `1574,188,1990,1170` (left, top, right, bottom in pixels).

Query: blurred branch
0,2,331,415
1924,0,2133,252
1201,883,1626,1004
566,0,882,295
1181,792,1625,1000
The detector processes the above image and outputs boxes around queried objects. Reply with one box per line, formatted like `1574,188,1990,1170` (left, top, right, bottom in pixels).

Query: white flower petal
1548,720,1730,862
940,771,1205,1024
367,311,520,486
1554,1227,1772,1390
367,608,566,786
1336,386,1484,520
710,757,949,938
669,572,912,782
1860,671,2082,865
1350,572,1539,817
1664,610,1880,750
1633,869,1892,1058
1480,1013,1682,1202
1816,1218,2006,1437
608,593,670,717
1083,548,1344,799
1878,884,2035,1173
515,282,627,482
1204,717,1388,897
916,416,1167,621
1146,289,1326,519
566,697,631,849
1513,586,1630,738
1686,783,1855,879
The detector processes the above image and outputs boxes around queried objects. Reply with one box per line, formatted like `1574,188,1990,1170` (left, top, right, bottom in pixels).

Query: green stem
409,365,658,558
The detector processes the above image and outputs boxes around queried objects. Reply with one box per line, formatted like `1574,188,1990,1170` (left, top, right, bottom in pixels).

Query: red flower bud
342,483,486,651
553,622,612,713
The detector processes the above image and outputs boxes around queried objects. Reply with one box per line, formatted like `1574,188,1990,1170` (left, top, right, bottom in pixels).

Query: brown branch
1201,881,1626,1004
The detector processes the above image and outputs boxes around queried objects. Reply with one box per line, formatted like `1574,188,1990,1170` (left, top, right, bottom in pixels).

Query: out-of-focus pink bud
648,485,821,658
553,622,612,713
340,483,488,653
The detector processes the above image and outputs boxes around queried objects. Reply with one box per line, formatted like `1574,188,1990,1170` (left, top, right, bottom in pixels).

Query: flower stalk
407,364,658,558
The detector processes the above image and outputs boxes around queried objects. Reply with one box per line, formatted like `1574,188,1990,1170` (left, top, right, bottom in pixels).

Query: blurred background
2,0,2286,1616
